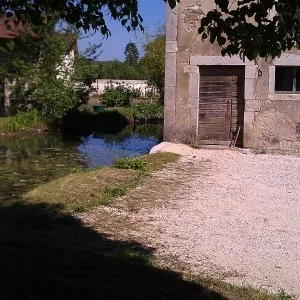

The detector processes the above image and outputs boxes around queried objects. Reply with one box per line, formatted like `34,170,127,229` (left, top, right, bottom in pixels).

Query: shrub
101,82,143,107
113,157,147,171
132,103,163,121
0,109,42,133
101,82,131,107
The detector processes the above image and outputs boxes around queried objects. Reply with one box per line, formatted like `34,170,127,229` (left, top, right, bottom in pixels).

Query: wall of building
92,79,155,97
164,0,300,152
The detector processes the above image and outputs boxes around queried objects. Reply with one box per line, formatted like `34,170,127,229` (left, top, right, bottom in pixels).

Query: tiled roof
0,16,25,38
0,16,78,55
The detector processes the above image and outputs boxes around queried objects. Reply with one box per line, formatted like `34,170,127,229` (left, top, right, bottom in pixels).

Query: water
0,124,163,202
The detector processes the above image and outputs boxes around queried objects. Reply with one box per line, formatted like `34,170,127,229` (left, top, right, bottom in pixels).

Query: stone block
165,70,177,87
188,74,199,98
244,111,255,129
245,66,258,79
165,53,176,71
189,107,199,128
184,65,199,73
245,99,261,112
166,26,178,41
164,105,176,125
166,11,178,27
244,78,256,99
268,66,275,94
188,96,199,109
164,86,176,106
166,41,178,53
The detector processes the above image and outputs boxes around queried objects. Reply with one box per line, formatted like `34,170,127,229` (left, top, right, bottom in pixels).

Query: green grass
24,152,180,212
193,275,294,300
24,167,141,212
0,110,44,134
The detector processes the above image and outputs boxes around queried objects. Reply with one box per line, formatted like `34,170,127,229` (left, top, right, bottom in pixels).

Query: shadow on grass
0,202,228,300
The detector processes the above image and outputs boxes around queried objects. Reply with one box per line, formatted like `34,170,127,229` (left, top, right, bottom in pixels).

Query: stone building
164,0,300,152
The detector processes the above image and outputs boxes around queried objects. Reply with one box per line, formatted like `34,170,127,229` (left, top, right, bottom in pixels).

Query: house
0,16,78,116
164,1,300,153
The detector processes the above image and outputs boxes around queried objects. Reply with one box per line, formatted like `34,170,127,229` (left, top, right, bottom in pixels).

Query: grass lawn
1,152,294,299
0,110,45,134
24,152,180,212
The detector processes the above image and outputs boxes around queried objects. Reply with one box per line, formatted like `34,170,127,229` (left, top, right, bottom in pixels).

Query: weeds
132,103,163,122
0,110,43,133
113,157,148,172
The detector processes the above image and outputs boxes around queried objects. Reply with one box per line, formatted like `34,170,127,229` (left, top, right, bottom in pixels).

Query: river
0,124,163,202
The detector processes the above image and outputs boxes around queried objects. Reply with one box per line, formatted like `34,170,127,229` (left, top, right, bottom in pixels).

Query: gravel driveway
81,143,300,297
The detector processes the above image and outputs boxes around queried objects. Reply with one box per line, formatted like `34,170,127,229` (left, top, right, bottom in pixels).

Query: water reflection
79,124,163,167
0,124,163,202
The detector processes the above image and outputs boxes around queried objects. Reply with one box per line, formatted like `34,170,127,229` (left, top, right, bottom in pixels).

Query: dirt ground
77,143,300,298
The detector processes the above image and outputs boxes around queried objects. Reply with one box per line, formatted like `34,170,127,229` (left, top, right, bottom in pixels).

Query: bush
0,109,42,133
101,82,142,107
101,83,131,107
132,103,164,121
113,157,147,171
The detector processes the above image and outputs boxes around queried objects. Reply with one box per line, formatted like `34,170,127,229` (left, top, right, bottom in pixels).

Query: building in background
164,0,300,153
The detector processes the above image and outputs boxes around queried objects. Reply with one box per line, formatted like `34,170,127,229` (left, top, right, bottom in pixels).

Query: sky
78,0,166,61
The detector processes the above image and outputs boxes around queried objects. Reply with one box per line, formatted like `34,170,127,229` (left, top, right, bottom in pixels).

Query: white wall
92,79,156,97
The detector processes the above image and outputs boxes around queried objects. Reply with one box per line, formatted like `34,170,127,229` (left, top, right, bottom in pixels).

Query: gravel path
80,143,300,297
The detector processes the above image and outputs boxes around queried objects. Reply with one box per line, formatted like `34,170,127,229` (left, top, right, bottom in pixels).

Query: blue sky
78,0,166,61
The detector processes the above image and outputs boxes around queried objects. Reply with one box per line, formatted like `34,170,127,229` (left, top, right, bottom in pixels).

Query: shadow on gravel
0,202,228,300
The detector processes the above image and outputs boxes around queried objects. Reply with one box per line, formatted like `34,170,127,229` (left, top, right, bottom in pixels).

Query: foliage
3,26,101,124
1,1,180,34
100,60,143,80
132,103,164,121
101,82,142,107
0,109,42,133
113,157,147,172
7,32,77,122
73,55,102,105
124,42,139,66
198,0,300,60
139,34,165,103
104,104,163,123
5,0,296,61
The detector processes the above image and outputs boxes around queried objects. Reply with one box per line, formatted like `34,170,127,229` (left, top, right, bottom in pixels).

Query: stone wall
164,0,300,152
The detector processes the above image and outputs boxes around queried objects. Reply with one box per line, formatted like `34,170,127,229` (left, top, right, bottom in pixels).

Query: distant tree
124,42,139,66
100,59,143,80
139,34,165,102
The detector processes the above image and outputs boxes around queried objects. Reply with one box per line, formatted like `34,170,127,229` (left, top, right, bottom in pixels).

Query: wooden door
198,66,245,146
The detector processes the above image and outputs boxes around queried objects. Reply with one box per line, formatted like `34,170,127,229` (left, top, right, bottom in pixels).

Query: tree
4,25,102,123
124,42,139,66
5,0,298,62
1,1,178,35
197,1,300,61
139,34,165,102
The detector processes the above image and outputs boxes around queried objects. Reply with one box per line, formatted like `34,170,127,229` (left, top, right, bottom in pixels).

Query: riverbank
23,152,179,212
0,104,164,138
0,110,47,138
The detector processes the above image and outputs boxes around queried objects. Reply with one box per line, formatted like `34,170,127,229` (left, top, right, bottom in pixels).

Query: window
275,66,300,92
